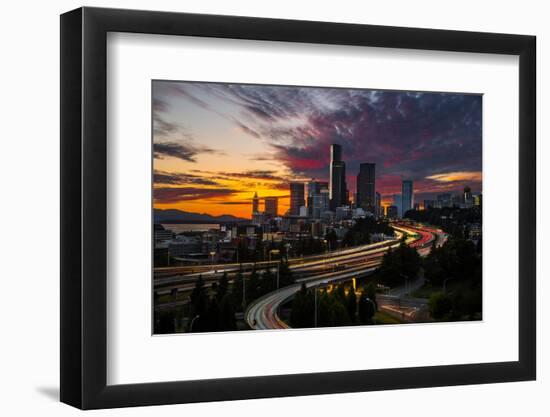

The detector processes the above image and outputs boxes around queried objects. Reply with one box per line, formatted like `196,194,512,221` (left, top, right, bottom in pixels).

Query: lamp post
242,273,246,310
284,243,292,260
268,249,281,289
189,314,200,332
209,250,216,271
400,273,409,296
314,280,329,327
365,297,377,324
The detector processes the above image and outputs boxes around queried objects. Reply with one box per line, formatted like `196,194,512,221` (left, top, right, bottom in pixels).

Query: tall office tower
312,188,330,218
356,162,376,213
402,179,414,217
252,192,260,215
306,181,320,216
387,205,398,218
424,199,436,210
393,194,402,217
375,192,381,217
307,180,329,217
329,144,347,210
264,196,278,217
437,193,452,208
289,182,305,215
464,186,473,207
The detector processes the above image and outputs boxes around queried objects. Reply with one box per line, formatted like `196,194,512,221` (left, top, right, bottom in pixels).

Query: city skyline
153,81,482,219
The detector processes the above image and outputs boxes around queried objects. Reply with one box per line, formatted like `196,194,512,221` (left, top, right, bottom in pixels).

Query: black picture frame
60,6,536,410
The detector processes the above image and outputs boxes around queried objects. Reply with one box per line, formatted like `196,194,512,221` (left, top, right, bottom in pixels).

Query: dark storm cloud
153,142,222,163
193,84,482,196
156,81,482,199
153,170,220,186
153,187,239,203
222,170,280,180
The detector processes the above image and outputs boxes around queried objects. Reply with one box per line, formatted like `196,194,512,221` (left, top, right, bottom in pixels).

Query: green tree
188,275,209,332
290,283,314,328
346,288,357,323
154,310,176,334
247,268,261,302
278,258,294,287
429,292,453,320
217,272,229,301
364,281,378,308
232,270,246,311
358,292,376,324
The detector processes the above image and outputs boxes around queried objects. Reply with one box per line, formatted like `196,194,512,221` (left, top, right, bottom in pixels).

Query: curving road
153,230,411,292
245,223,446,330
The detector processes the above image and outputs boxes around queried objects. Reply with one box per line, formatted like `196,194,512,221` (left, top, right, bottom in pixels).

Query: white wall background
0,0,546,415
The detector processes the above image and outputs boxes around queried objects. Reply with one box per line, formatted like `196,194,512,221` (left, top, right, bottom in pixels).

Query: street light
400,273,409,296
365,297,377,324
209,251,216,271
189,314,200,332
269,248,280,263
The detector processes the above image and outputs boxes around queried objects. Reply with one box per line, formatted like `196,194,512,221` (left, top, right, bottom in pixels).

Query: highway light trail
245,224,446,330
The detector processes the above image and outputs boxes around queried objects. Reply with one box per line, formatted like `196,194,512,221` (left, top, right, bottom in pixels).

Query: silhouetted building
356,162,376,213
375,192,381,217
329,144,347,210
424,199,436,210
393,194,402,217
307,180,328,216
264,196,278,217
252,191,260,215
289,182,305,215
387,205,398,218
464,186,473,207
437,193,452,208
402,179,414,217
312,188,330,219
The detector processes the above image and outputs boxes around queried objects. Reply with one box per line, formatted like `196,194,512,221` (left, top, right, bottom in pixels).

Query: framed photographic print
60,7,536,409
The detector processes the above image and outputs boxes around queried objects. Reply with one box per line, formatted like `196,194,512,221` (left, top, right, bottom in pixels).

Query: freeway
153,230,412,292
245,223,446,330
155,233,405,276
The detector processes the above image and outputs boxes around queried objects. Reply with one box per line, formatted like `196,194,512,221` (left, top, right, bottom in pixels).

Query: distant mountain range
154,209,248,224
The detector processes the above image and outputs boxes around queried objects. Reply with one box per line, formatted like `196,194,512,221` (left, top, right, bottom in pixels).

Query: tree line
342,217,394,247
371,233,482,321
290,281,378,328
404,207,481,240
154,259,295,334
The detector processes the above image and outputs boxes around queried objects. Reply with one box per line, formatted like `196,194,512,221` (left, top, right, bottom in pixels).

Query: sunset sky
153,81,482,219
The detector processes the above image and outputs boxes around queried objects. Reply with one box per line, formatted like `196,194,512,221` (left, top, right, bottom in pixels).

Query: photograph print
153,80,482,335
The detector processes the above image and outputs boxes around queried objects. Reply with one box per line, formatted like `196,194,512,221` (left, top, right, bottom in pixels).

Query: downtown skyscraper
402,179,414,217
356,162,376,214
289,182,305,215
329,144,347,210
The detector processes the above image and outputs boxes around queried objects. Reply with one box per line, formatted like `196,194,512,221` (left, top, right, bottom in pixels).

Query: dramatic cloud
426,171,482,183
153,80,482,210
153,170,220,186
166,83,481,194
153,142,221,163
154,187,239,203
222,170,280,180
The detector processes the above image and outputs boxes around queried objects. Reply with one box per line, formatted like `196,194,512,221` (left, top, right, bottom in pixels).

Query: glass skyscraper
402,179,414,217
329,144,347,210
